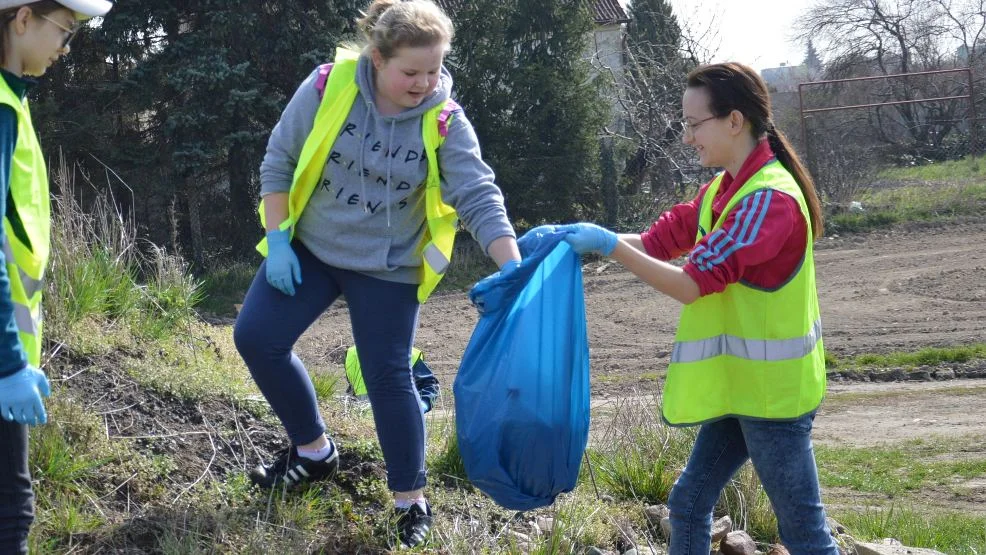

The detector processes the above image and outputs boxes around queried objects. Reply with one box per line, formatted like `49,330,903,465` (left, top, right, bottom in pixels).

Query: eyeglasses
681,115,720,135
39,14,79,48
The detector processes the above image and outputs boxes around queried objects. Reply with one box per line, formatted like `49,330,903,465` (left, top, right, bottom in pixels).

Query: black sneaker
393,502,433,549
249,439,339,488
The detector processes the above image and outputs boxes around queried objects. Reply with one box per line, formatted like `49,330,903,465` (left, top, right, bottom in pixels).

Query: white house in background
434,0,631,127
589,0,631,83
434,1,630,75
590,0,631,129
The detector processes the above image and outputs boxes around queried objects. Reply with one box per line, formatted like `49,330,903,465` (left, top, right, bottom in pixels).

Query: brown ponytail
687,63,825,239
765,123,824,237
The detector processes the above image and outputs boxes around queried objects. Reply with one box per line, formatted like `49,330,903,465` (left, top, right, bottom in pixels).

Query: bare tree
797,0,986,154
590,0,715,229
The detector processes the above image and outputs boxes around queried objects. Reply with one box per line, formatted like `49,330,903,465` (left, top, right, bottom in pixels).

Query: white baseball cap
0,0,113,20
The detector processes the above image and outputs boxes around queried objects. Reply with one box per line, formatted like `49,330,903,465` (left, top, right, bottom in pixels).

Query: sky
664,0,815,72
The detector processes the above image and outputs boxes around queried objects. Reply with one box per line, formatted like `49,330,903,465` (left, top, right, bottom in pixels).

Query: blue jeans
667,412,837,555
234,242,426,492
0,419,32,555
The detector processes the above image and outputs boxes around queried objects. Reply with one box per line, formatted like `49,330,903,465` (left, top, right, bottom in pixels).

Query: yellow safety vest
0,78,50,368
345,345,423,397
256,48,459,303
662,161,825,426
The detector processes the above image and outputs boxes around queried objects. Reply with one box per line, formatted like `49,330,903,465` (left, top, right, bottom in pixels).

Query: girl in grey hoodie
233,0,521,548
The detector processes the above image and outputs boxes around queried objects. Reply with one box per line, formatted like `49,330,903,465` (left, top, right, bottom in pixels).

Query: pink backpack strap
314,63,334,99
437,98,461,138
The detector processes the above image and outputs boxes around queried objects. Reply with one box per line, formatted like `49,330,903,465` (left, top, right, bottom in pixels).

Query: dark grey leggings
234,242,427,492
0,418,32,555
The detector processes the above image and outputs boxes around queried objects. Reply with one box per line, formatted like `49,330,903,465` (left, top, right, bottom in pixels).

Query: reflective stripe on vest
2,239,43,298
421,243,450,276
662,161,825,426
0,77,50,368
255,48,459,303
1,239,40,335
671,318,822,364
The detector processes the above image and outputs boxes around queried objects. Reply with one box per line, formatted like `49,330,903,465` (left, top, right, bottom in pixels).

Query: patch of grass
120,322,259,402
344,436,385,464
827,181,986,234
879,153,986,182
46,159,203,350
823,388,986,413
719,464,779,543
548,493,620,550
584,400,694,505
816,440,986,496
429,426,469,484
586,440,679,506
31,400,111,489
197,261,257,317
826,343,986,370
833,506,986,554
29,395,115,552
273,486,338,532
310,371,342,401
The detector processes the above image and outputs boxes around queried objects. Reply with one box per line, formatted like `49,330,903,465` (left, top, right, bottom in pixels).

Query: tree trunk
183,179,205,269
227,145,258,256
600,138,619,227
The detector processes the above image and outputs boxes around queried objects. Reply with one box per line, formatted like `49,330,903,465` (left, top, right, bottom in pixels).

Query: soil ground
295,219,986,453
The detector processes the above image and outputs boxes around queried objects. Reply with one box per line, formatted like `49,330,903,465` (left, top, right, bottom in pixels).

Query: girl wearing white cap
0,1,110,552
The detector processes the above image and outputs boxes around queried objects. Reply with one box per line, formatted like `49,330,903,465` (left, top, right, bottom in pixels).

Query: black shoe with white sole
393,502,433,549
249,439,339,489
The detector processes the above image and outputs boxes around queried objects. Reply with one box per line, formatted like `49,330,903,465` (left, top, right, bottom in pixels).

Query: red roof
434,0,629,25
593,0,630,24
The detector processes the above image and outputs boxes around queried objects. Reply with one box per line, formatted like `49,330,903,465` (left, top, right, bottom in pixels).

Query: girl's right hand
266,229,302,296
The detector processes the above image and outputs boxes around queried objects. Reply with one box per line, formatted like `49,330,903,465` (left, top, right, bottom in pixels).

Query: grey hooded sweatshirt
259,54,515,284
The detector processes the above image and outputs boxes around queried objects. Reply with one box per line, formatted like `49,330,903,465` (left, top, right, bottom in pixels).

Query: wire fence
796,68,982,204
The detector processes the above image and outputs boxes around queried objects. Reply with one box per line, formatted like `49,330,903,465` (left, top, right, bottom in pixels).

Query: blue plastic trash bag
455,228,590,510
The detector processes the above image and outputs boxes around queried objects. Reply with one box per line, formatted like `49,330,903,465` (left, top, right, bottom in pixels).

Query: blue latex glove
470,259,522,314
0,366,50,426
556,223,618,255
266,229,302,296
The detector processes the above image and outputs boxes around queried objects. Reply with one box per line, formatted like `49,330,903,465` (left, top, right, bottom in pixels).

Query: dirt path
816,378,986,447
294,220,986,449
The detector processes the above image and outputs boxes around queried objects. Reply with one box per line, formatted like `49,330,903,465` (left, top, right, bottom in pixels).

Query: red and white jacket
640,140,809,297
